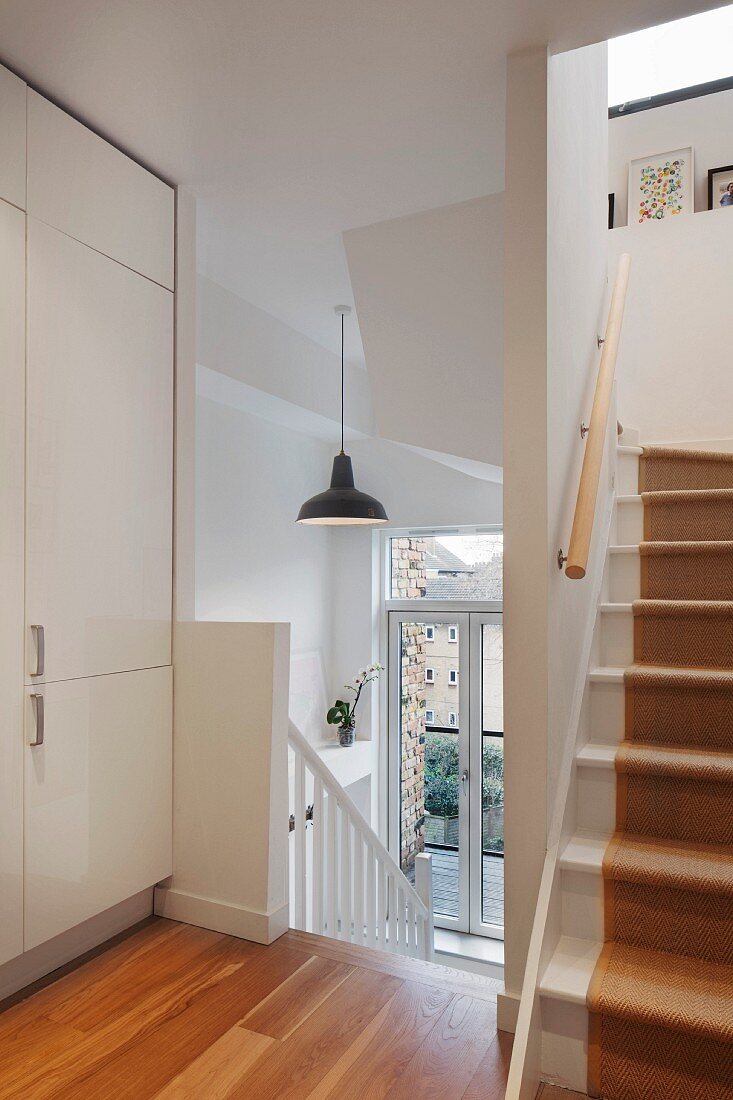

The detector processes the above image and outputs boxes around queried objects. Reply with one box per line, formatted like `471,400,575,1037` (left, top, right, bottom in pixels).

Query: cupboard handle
31,624,44,677
30,694,44,746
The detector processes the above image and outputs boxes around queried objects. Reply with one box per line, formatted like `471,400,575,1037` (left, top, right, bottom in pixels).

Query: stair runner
587,446,733,1099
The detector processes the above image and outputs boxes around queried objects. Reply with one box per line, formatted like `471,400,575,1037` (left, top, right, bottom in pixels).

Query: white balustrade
288,721,434,960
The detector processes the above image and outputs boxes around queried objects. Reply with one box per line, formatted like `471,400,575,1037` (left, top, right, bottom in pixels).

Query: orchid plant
327,663,384,730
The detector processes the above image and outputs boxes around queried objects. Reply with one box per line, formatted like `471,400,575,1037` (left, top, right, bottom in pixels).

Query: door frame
388,610,471,932
469,611,504,938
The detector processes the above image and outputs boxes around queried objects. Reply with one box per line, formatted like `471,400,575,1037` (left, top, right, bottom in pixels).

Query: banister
288,720,430,922
565,253,631,580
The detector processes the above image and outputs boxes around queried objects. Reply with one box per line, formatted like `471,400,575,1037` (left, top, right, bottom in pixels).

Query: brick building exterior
392,538,427,871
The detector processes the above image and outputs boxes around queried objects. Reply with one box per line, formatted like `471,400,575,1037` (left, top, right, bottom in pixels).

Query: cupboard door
24,666,172,950
26,219,173,684
0,66,26,210
27,91,173,288
0,200,25,965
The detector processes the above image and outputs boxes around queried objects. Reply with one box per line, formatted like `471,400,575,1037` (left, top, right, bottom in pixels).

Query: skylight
609,4,733,107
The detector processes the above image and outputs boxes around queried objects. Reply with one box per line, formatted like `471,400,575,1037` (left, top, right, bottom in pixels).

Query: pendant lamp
296,306,388,526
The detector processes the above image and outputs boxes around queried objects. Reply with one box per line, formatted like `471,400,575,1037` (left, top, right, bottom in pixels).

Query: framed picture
708,164,733,210
608,193,615,230
627,146,694,224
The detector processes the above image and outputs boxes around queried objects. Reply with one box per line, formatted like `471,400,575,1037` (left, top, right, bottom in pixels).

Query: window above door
385,528,503,613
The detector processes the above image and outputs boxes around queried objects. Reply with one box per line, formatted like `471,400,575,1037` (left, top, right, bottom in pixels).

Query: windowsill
434,928,504,982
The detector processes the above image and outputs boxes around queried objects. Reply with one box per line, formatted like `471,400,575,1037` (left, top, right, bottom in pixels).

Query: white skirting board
154,887,289,945
0,888,154,1003
498,987,521,1032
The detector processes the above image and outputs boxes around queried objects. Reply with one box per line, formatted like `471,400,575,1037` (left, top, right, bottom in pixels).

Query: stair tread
642,445,733,463
640,539,733,555
540,936,601,1004
634,598,733,615
625,664,733,688
589,942,733,1041
589,666,625,682
560,833,610,871
618,741,733,784
604,833,733,894
641,487,733,502
577,743,616,768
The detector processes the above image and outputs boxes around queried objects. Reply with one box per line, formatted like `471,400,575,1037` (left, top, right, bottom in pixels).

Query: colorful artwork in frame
628,147,694,225
708,164,733,210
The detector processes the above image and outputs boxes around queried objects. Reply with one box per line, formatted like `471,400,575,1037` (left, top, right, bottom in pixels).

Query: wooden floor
0,918,511,1099
536,1086,589,1099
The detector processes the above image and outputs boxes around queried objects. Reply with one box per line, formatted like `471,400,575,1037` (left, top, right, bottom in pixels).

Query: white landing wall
610,88,733,226
610,209,733,444
196,396,335,743
502,40,610,1075
344,194,504,467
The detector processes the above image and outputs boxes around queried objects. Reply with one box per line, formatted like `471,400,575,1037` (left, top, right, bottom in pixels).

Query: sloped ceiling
345,194,503,466
0,0,720,362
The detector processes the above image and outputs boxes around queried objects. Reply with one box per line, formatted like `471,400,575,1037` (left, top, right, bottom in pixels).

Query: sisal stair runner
588,446,733,1100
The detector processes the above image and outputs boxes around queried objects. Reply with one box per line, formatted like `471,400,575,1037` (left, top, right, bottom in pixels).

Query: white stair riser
561,868,604,942
540,998,589,1093
615,499,643,544
600,609,633,666
619,427,640,446
589,680,625,744
617,451,640,495
576,764,616,834
608,552,640,602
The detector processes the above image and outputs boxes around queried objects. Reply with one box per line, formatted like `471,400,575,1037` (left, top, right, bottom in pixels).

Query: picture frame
627,146,694,225
708,164,733,210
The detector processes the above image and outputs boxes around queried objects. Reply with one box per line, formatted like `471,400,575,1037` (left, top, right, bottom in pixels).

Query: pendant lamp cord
340,310,345,454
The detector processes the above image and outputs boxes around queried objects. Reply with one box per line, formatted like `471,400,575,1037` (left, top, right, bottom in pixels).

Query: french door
388,610,504,938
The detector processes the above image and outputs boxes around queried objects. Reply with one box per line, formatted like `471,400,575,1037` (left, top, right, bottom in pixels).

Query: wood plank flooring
536,1085,589,1099
0,919,509,1099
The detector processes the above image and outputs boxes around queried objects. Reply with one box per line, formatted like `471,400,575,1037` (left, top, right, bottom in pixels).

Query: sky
609,3,733,105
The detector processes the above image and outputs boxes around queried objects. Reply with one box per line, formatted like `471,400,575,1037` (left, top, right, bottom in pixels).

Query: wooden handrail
565,253,631,579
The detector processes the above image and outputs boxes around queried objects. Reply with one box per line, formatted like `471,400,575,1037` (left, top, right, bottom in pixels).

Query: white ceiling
0,0,720,361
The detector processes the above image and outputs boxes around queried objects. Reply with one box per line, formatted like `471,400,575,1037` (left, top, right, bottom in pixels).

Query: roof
425,544,474,574
424,563,503,601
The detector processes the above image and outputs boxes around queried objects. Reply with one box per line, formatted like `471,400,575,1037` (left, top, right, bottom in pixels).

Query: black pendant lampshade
297,306,388,526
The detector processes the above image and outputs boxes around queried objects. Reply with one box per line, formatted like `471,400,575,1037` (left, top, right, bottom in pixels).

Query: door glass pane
481,621,504,927
399,620,463,921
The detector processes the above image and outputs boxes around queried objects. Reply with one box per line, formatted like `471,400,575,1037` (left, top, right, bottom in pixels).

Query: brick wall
392,538,427,872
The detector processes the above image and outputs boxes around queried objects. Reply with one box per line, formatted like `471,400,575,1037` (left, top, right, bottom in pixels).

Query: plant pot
338,726,356,747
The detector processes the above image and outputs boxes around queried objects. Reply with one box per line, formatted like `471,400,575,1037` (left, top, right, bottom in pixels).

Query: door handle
31,624,44,677
461,769,468,794
30,693,44,746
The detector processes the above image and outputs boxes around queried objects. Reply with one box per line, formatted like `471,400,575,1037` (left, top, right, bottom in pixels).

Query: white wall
344,195,504,467
547,42,610,805
198,274,375,437
501,40,609,1039
196,396,335,742
610,89,733,227
156,620,290,944
609,211,733,443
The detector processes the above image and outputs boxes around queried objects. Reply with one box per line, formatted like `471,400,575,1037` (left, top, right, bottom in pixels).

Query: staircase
288,721,435,961
540,436,733,1098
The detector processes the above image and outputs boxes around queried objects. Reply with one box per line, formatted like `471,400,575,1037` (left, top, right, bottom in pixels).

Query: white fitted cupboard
0,67,174,966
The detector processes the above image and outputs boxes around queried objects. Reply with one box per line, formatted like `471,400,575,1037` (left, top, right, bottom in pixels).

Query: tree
424,734,460,817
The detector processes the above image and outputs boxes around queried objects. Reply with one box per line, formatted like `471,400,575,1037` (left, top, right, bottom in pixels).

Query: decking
408,847,504,926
